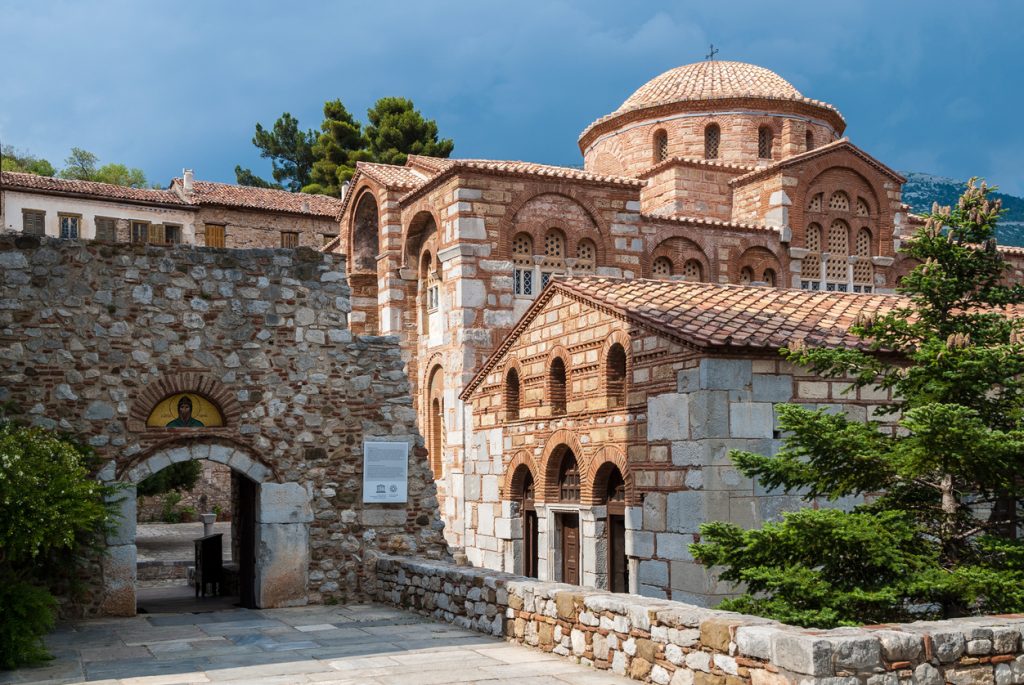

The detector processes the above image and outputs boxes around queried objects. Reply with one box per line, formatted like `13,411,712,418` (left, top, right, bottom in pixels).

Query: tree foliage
692,180,1024,627
1,145,55,176
239,97,453,197
0,420,112,667
56,147,149,188
136,460,201,498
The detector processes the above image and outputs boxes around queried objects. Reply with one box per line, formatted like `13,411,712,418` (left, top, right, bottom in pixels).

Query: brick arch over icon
501,450,540,499
498,188,608,260
538,429,588,502
130,373,241,430
583,445,637,506
114,436,280,485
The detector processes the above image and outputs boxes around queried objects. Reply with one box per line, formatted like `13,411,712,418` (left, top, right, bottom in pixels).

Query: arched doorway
511,465,538,578
104,442,312,616
426,365,444,479
351,192,380,334
554,449,581,585
598,465,628,593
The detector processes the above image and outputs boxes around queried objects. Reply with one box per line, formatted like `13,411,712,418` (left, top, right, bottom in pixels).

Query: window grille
705,124,720,160
512,232,534,296
59,215,80,240
801,223,822,285
826,220,849,282
808,193,822,213
654,130,668,162
682,259,702,282
856,198,870,217
762,269,777,286
575,239,596,271
652,256,672,277
739,267,754,285
829,192,850,212
853,228,873,286
758,126,773,159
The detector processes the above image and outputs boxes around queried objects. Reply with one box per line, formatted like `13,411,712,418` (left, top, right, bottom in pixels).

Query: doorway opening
555,448,581,585
602,466,628,593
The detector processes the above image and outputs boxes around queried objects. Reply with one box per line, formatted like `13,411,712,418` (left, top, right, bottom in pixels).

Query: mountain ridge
901,171,1024,247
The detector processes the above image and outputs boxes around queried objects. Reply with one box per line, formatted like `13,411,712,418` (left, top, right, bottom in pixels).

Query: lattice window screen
762,269,777,286
801,224,822,280
856,198,870,217
829,192,850,212
853,228,873,284
758,127,773,159
705,124,720,160
682,260,702,282
739,267,753,285
575,239,596,271
808,194,822,213
827,220,849,282
652,257,672,277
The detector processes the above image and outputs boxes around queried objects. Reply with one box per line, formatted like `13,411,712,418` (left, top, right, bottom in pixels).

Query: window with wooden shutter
95,217,117,242
22,210,45,236
148,224,166,245
131,221,150,244
205,224,225,248
281,231,299,248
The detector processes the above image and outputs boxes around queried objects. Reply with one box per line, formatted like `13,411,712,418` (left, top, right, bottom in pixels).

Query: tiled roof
580,61,844,144
357,162,432,190
172,179,345,218
640,213,781,234
728,139,905,186
399,157,642,205
462,278,906,398
1,171,188,206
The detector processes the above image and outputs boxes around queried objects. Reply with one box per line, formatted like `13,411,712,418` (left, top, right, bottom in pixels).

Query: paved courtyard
2,603,635,685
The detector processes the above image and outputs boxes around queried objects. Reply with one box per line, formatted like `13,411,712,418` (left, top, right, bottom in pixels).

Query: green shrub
137,460,201,497
160,491,183,523
0,421,111,669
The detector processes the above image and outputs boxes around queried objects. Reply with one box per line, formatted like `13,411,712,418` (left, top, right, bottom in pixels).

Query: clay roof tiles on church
356,162,432,190
1,171,189,207
462,277,906,399
170,179,345,218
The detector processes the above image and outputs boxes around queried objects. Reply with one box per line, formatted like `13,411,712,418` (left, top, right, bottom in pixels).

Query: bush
137,460,201,498
0,421,111,668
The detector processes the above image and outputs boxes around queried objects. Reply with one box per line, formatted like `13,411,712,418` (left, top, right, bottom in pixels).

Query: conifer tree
692,181,1024,627
364,97,454,167
303,99,366,196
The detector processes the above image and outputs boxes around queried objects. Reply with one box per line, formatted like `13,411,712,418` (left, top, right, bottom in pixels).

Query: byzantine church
330,59,999,602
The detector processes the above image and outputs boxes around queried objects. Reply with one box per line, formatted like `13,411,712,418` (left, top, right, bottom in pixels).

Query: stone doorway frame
100,441,312,616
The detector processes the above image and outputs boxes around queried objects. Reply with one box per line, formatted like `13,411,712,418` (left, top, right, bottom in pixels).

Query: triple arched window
802,191,875,292
512,229,599,297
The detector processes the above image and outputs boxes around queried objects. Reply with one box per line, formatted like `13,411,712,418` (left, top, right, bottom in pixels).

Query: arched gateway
101,440,312,616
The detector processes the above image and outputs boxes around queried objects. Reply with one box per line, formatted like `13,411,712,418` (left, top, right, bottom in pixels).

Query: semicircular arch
538,429,587,502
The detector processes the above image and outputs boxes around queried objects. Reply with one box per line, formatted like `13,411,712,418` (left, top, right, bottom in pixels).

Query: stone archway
102,442,312,616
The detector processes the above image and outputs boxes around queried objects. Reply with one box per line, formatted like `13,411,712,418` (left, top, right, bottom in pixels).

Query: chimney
341,180,350,200
182,168,194,193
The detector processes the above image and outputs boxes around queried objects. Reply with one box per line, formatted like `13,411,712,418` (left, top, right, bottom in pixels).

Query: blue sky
2,1,1022,193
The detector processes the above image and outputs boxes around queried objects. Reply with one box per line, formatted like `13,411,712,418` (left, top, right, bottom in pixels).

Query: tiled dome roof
617,61,803,113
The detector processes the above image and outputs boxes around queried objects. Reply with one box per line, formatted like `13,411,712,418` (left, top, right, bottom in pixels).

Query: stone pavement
2,603,636,685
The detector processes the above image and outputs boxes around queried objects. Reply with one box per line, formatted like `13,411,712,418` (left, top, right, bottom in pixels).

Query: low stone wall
374,555,1024,685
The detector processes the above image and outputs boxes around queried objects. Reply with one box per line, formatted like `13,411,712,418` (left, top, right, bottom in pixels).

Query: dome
616,61,803,114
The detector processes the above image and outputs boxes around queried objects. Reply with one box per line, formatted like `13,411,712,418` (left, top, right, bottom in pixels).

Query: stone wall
375,554,1024,685
194,206,338,250
0,234,448,616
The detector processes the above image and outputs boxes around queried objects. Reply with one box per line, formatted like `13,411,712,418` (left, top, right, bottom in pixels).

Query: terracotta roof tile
173,179,345,217
1,171,187,206
640,213,780,234
357,162,432,189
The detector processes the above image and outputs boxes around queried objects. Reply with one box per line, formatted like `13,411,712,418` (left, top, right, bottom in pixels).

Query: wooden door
237,476,257,609
608,514,628,593
560,514,580,585
523,509,538,578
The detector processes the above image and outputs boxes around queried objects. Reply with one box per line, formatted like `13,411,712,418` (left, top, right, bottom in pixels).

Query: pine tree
364,97,454,167
692,180,1024,627
304,100,366,197
236,113,316,191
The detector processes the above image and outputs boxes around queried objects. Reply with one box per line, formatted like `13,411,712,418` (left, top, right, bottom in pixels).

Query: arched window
739,266,754,285
606,343,627,408
829,191,850,212
808,193,823,213
575,239,596,273
505,368,521,421
704,123,720,160
856,198,870,217
427,366,444,479
420,251,438,336
541,229,566,290
805,130,815,151
549,357,567,415
652,256,673,278
758,126,773,159
801,223,823,290
762,268,777,286
826,219,850,290
512,232,534,297
653,129,668,163
558,451,581,502
682,259,703,282
853,228,874,292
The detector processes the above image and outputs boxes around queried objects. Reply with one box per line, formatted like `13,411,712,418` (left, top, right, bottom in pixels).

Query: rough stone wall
464,291,897,603
195,206,338,250
0,234,448,615
376,554,1024,685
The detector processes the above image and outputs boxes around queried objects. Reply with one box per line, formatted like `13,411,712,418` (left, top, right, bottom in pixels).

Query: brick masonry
0,234,448,616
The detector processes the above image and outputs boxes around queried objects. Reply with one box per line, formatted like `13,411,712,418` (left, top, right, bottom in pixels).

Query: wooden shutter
205,225,225,248
95,217,116,242
22,210,45,236
148,224,166,245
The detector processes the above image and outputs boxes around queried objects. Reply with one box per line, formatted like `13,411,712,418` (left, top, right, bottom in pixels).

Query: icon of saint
166,396,204,428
